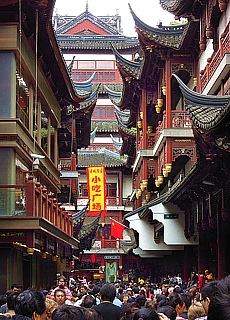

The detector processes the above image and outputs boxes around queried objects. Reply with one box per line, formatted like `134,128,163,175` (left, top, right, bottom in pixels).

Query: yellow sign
87,166,106,215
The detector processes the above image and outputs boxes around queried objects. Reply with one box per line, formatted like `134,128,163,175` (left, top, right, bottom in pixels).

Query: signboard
164,214,179,219
87,166,106,216
104,255,120,260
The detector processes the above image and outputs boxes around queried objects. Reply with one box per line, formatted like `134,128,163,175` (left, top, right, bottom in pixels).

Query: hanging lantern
162,86,166,95
155,179,160,188
137,120,142,129
27,248,34,255
147,125,153,133
165,163,172,172
157,98,163,107
158,175,164,184
163,168,168,178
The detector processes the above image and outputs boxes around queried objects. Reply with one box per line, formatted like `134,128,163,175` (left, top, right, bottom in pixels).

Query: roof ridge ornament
86,0,89,12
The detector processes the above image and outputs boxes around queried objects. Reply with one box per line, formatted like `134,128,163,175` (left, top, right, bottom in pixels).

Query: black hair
15,289,46,318
82,309,103,320
168,292,183,309
157,306,176,320
6,291,20,310
82,295,96,308
133,307,159,320
52,305,84,320
54,289,66,298
99,284,116,302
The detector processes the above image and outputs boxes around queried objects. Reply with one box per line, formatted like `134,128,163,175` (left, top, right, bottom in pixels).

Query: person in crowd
0,285,23,314
157,306,177,320
45,298,58,320
133,307,159,320
204,271,213,284
120,302,141,320
13,289,46,320
92,283,121,320
121,294,129,305
50,276,72,301
187,302,206,320
52,305,84,320
81,295,96,308
167,292,186,319
161,286,169,297
1,291,20,318
53,289,72,307
82,309,103,320
179,293,193,319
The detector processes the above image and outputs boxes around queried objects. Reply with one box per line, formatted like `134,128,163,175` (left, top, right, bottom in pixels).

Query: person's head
133,307,159,320
45,298,58,320
11,284,23,293
168,292,185,316
15,289,46,320
53,289,66,306
99,284,116,303
122,294,129,304
200,280,218,315
6,291,20,311
82,295,96,308
52,305,84,320
187,302,205,320
58,276,66,289
82,309,103,320
157,306,176,320
202,276,230,320
120,302,141,320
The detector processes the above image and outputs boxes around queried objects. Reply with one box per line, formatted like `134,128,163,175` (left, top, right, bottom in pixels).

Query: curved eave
173,74,230,129
118,124,136,139
160,0,195,18
56,35,139,50
73,72,96,93
110,42,141,80
129,3,188,50
103,84,123,106
79,84,100,110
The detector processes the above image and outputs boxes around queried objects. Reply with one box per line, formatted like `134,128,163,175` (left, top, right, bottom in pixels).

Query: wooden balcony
200,23,230,91
0,177,73,236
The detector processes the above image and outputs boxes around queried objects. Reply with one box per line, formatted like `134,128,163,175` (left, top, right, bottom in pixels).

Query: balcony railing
154,111,192,142
200,23,230,91
0,178,73,236
77,196,121,207
16,103,29,129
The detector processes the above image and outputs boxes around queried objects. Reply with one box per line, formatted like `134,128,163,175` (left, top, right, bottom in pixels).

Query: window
106,183,117,197
96,108,100,117
82,72,86,80
79,183,88,197
101,108,106,117
96,61,114,69
110,72,115,80
78,61,95,69
76,72,81,80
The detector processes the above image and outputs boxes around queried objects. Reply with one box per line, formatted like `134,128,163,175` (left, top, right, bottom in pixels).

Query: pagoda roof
73,72,97,95
110,134,122,152
173,74,230,130
78,214,101,240
103,85,123,106
55,10,121,36
159,0,201,19
129,3,189,50
0,0,92,112
56,34,139,51
110,42,142,80
77,148,126,168
114,105,130,125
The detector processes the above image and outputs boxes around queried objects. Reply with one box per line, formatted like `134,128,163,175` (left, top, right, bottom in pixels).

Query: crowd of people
1,271,230,320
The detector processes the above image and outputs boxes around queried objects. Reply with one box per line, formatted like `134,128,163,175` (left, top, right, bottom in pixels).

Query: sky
53,0,174,37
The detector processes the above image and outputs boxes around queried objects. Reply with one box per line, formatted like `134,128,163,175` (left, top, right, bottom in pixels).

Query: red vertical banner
87,166,106,216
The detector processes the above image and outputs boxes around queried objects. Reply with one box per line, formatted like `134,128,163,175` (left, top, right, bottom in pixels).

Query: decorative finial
86,0,88,12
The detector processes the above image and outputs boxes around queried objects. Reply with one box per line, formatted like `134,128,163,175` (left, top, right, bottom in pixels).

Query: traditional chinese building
54,4,139,281
112,1,230,281
0,0,95,293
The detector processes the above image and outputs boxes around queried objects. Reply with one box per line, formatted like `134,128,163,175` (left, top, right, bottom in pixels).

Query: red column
26,176,35,217
165,59,172,128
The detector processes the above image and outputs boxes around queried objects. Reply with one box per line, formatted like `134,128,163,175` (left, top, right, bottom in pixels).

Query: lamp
27,248,34,255
137,120,142,129
165,163,172,173
33,158,40,170
158,175,164,184
140,111,143,120
163,168,169,178
146,192,151,201
193,78,198,86
142,180,148,188
119,266,123,270
162,86,166,95
141,199,147,206
140,183,145,191
137,189,142,197
147,125,153,133
41,252,47,259
155,179,160,188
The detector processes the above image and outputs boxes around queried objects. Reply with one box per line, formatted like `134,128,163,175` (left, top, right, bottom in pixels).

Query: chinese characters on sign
87,166,106,216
